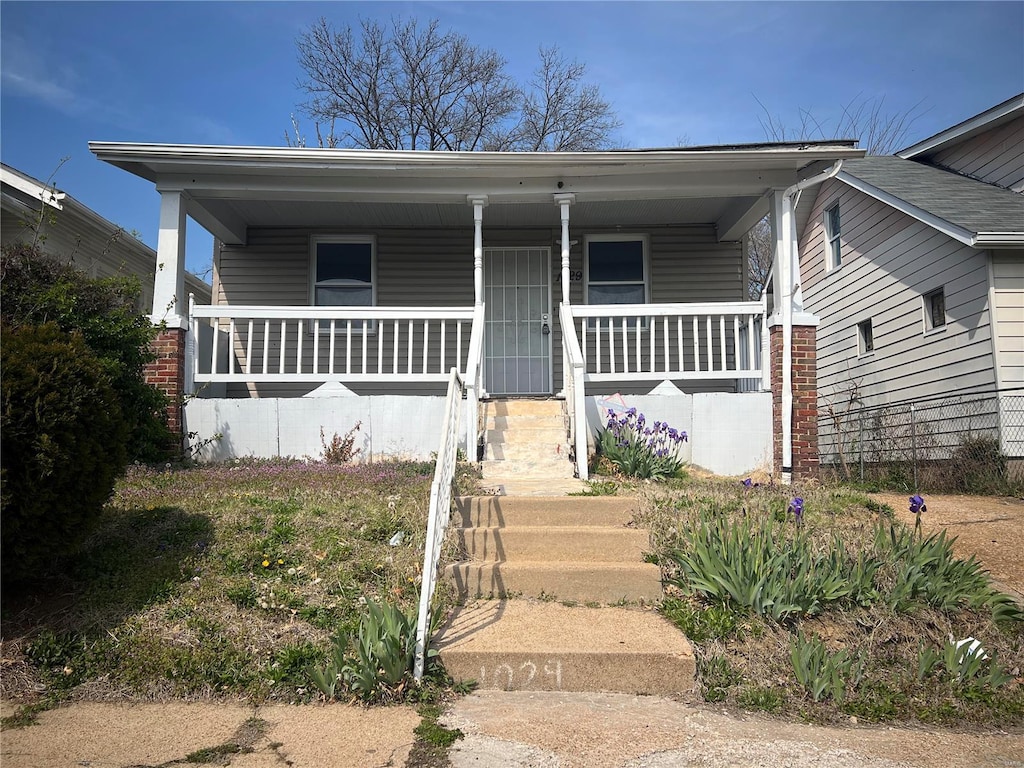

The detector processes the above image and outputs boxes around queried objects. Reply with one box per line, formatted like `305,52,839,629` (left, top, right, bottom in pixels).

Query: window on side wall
824,204,842,271
923,287,946,332
857,318,874,355
585,235,648,326
311,236,375,329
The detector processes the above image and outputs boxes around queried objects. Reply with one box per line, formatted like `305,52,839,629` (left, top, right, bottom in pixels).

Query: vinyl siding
215,224,742,397
991,251,1024,388
800,179,998,409
928,116,1024,191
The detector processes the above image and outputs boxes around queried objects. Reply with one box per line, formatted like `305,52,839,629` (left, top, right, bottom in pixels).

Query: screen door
483,247,552,395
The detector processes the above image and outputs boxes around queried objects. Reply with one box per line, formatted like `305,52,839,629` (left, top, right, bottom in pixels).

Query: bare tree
747,216,773,300
292,17,618,151
754,93,928,156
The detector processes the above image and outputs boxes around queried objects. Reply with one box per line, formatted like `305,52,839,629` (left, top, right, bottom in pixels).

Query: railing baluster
297,320,303,374
456,321,463,373
329,320,336,375
245,320,253,374
346,320,352,374
362,321,368,375
705,315,713,373
581,318,589,370
677,316,683,372
622,318,630,373
732,317,740,373
313,320,320,374
747,314,755,373
262,320,269,375
635,315,641,373
692,316,700,371
422,320,429,374
594,319,601,374
393,320,400,374
279,320,286,374
211,316,219,375
440,320,446,373
407,320,414,374
229,319,236,375
608,318,616,374
719,315,726,372
663,316,669,374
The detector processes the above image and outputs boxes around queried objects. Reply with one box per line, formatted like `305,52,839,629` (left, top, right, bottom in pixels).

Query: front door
483,247,552,396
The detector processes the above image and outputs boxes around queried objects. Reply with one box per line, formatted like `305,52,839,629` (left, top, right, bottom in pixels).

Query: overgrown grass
641,481,1024,726
1,457,480,720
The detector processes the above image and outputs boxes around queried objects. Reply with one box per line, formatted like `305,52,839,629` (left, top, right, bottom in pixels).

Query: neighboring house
1,163,212,310
90,140,867,479
796,94,1024,473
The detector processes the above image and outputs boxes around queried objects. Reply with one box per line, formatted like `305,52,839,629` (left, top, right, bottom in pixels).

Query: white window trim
824,203,842,272
922,286,946,335
309,234,378,333
583,233,651,305
856,318,874,358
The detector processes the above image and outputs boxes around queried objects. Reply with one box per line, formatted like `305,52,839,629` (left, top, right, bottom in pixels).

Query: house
89,140,867,480
795,94,1024,478
1,163,212,311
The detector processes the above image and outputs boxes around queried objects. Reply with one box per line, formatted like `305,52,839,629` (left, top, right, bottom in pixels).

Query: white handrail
559,303,589,481
413,366,464,681
463,303,486,459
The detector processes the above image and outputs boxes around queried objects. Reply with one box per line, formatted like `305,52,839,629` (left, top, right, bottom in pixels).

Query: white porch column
769,189,794,484
153,190,188,329
468,196,488,306
554,193,575,304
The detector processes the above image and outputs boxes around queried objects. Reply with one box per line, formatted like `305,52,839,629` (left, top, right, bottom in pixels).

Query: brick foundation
145,327,186,436
770,323,818,481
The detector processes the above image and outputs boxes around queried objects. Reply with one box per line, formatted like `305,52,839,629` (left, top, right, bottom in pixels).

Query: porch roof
89,141,864,246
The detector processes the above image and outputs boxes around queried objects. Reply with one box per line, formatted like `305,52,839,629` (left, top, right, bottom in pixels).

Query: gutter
777,159,843,485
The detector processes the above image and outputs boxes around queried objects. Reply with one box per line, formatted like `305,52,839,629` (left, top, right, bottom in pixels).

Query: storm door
483,247,552,395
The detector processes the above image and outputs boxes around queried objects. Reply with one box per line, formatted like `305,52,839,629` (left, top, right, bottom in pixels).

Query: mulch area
869,492,1024,601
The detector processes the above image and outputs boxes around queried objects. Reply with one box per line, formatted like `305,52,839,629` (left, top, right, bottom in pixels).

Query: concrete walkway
2,695,1022,768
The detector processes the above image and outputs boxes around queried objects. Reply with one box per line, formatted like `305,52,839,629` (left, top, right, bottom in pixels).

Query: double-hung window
923,287,946,333
585,235,649,313
825,204,842,270
311,236,375,328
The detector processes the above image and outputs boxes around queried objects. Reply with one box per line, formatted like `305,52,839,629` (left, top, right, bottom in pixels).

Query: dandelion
262,559,270,568
277,558,284,565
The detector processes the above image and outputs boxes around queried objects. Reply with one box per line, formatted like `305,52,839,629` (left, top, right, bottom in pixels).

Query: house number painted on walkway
479,659,563,689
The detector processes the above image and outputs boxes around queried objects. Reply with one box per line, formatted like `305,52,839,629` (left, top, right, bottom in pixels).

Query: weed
569,480,620,496
661,597,740,642
698,653,741,702
320,422,362,463
738,686,784,713
790,632,865,703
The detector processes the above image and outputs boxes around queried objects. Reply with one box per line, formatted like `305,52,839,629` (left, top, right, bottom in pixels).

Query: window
311,236,375,316
585,235,648,306
923,287,946,332
857,318,874,355
824,204,842,270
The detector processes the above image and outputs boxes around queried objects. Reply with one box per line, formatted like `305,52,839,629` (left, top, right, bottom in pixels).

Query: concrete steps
480,398,575,478
437,494,695,696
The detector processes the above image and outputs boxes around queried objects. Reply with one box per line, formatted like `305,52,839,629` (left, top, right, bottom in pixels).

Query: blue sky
2,1,1022,279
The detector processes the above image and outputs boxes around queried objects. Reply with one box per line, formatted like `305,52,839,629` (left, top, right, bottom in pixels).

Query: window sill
923,326,947,338
856,351,875,360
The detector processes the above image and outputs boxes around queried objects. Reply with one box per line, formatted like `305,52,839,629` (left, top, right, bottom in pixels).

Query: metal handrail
413,366,464,681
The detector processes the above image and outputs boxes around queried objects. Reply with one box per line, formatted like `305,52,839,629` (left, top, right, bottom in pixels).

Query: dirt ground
869,492,1024,601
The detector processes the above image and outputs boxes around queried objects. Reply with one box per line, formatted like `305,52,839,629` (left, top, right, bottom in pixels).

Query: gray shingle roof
840,156,1024,236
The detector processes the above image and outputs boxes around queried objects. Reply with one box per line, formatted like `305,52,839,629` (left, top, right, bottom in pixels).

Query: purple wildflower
909,495,926,515
788,497,804,525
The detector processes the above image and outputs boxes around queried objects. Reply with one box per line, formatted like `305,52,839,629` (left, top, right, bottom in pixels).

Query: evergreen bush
1,323,129,582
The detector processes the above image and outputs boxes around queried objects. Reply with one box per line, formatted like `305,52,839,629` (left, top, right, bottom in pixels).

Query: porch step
485,425,567,443
480,398,574,480
484,442,570,462
435,601,695,696
455,496,641,527
456,526,649,563
447,561,662,602
486,399,564,417
481,459,575,479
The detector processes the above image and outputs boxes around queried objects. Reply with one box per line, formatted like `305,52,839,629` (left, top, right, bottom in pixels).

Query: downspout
779,160,843,485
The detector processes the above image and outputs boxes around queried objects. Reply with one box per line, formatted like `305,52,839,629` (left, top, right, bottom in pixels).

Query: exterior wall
214,224,744,398
990,251,1024,390
146,328,186,438
927,115,1024,191
184,395,447,461
1,196,211,310
801,179,998,405
800,180,1000,467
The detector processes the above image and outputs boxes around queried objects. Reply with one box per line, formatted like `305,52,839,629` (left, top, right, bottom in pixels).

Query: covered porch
90,141,865,480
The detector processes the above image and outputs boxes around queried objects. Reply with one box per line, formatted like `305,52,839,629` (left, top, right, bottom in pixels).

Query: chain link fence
818,388,1024,493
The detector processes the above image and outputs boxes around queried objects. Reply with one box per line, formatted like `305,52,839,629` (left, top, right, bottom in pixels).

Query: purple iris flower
909,495,926,515
742,478,753,488
788,497,804,523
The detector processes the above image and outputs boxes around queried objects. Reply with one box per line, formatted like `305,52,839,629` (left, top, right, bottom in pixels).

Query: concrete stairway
436,495,695,696
480,399,575,480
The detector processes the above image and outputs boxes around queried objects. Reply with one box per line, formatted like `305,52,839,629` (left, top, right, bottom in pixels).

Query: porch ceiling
90,141,866,245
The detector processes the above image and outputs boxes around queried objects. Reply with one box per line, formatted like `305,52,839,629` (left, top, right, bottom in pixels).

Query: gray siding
991,251,1024,389
215,224,743,397
801,178,998,409
929,116,1024,191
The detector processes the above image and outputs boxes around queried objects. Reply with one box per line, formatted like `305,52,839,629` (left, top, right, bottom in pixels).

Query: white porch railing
189,301,479,383
414,366,464,681
567,302,765,381
559,302,589,481
463,304,485,460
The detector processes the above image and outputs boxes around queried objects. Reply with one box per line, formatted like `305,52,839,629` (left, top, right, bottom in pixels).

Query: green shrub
0,243,169,461
1,323,129,582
